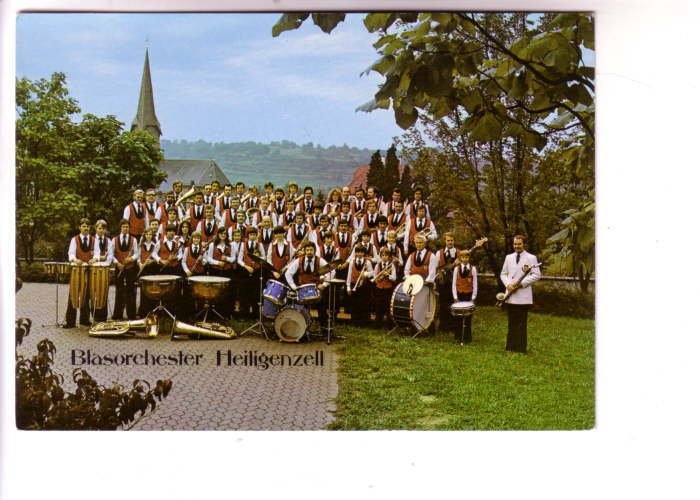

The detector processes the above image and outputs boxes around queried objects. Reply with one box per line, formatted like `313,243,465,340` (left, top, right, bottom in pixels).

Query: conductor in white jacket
500,235,541,353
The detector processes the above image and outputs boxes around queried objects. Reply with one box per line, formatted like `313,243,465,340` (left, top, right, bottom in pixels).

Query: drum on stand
274,304,312,342
139,275,181,320
390,276,436,333
263,279,290,305
296,283,321,304
450,301,476,317
187,275,230,322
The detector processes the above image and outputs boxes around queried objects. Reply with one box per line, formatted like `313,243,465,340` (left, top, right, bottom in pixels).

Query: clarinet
495,262,542,307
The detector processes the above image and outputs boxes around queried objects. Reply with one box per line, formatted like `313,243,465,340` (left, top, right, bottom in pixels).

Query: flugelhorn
170,320,236,340
496,262,542,307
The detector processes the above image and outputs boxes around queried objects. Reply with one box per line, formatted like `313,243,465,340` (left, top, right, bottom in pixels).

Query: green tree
384,144,401,197
16,73,165,263
365,150,384,191
398,163,413,200
273,12,594,280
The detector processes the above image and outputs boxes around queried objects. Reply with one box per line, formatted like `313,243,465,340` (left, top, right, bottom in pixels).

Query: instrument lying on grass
170,320,236,340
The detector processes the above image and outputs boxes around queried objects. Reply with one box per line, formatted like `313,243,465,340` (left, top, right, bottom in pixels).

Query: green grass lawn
328,307,594,430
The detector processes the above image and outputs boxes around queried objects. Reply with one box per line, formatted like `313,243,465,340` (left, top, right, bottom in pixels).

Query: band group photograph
13,11,595,433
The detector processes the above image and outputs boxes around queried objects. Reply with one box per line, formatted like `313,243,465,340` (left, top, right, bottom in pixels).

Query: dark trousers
240,269,261,318
438,283,456,331
452,292,473,342
506,304,530,353
211,266,235,318
113,267,137,320
373,286,393,327
65,282,91,326
348,284,371,325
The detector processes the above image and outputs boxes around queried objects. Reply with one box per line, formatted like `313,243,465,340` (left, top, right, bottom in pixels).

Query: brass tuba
175,185,196,207
89,312,159,338
170,320,236,340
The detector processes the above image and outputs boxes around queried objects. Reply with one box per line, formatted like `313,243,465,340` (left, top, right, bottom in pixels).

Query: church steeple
131,49,162,145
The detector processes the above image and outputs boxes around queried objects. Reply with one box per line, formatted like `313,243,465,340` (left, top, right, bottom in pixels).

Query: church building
130,49,231,193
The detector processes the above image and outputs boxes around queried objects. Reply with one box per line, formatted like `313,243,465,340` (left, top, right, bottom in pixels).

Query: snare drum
263,279,290,305
274,304,312,342
89,263,112,310
296,283,321,304
450,301,476,317
390,281,436,332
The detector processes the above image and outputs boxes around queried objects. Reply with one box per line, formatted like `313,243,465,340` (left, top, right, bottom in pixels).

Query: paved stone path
15,282,338,430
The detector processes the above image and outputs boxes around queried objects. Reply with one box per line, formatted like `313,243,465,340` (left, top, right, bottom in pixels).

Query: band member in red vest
281,199,297,229
382,188,404,217
159,207,180,239
64,218,94,328
323,188,342,219
405,187,431,219
357,199,381,236
122,189,148,241
452,249,478,343
228,228,245,317
215,183,234,219
372,247,398,328
403,234,437,284
156,224,182,275
159,191,177,225
263,181,275,203
181,231,209,321
385,230,405,267
309,202,324,230
91,219,113,322
285,241,331,332
387,199,407,236
172,180,184,202
287,211,311,255
345,245,374,326
351,187,366,219
210,180,222,200
144,189,161,222
202,183,215,206
257,215,274,254
271,187,287,223
195,205,219,243
112,219,138,321
178,220,192,247
310,214,332,249
296,186,315,215
137,227,159,318
349,230,376,262
206,226,235,318
371,215,390,261
185,191,206,228
287,181,300,203
333,200,357,233
219,196,241,230
267,226,291,280
403,204,437,255
238,227,266,318
436,232,459,331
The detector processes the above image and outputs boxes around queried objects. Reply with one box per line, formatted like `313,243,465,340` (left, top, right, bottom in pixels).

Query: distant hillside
162,139,382,190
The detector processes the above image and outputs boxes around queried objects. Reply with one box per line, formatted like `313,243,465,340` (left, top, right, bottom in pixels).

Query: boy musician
64,218,94,328
452,249,478,343
137,227,159,318
285,241,331,332
372,247,398,328
435,232,459,331
182,231,209,321
345,245,374,326
91,220,113,322
195,205,219,243
122,189,148,241
112,219,139,321
385,230,405,267
238,227,266,318
267,226,292,279
403,204,437,255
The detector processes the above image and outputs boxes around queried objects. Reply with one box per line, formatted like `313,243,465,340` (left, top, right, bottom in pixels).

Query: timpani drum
450,301,476,317
187,275,230,302
89,263,112,310
390,278,437,332
139,275,181,302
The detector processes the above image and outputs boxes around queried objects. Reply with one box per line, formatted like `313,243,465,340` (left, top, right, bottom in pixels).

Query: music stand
240,254,272,340
322,278,346,344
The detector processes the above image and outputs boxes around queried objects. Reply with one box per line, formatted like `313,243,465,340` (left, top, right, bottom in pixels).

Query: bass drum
390,282,437,332
274,304,311,342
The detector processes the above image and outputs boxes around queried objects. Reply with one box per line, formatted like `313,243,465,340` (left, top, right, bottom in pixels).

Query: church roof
131,49,162,138
157,159,231,192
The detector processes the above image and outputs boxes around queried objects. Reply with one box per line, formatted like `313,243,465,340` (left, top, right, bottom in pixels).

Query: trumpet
394,221,406,235
352,264,370,292
370,261,395,283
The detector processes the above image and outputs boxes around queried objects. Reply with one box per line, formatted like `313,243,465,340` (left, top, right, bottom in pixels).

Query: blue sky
16,13,405,149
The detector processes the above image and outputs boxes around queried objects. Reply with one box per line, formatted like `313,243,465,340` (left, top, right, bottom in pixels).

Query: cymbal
323,278,346,285
329,259,345,269
249,253,276,272
402,274,424,296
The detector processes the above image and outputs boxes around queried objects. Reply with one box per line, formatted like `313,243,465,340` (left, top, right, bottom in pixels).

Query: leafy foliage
16,73,165,262
365,150,385,194
546,199,595,291
15,318,172,430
